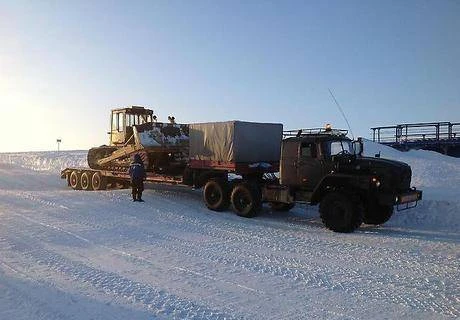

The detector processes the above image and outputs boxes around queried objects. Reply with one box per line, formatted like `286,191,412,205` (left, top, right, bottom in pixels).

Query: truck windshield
326,140,354,156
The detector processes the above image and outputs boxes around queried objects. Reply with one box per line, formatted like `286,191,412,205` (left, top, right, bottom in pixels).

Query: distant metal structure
57,138,62,152
371,122,460,157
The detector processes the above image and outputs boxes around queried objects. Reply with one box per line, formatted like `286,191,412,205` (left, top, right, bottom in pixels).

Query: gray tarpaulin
189,121,283,163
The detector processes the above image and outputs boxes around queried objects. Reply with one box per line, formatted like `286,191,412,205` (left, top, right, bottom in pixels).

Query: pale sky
1,0,459,152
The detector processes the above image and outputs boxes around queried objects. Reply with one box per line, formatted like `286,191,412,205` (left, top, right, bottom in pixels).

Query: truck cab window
328,140,353,156
300,142,316,158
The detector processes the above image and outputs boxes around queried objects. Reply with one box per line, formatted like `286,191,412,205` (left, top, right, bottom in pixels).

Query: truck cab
280,128,355,189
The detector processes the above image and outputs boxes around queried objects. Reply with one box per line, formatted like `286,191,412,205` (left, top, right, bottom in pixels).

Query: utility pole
56,138,62,153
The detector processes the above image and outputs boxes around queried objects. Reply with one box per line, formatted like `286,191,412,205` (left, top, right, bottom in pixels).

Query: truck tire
319,192,363,233
203,179,230,211
69,171,82,190
81,171,93,191
91,172,107,191
269,202,295,212
364,204,394,225
231,183,262,218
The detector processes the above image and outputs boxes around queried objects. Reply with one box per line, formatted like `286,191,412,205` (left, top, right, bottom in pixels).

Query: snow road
0,150,459,319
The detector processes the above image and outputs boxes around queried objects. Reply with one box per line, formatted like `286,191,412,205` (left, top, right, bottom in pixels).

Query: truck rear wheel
269,202,295,212
81,171,93,191
364,204,393,225
91,172,107,190
203,179,230,211
319,192,362,233
231,183,262,218
69,171,82,190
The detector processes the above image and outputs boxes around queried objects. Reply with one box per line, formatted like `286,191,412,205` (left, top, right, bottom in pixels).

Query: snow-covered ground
0,143,458,319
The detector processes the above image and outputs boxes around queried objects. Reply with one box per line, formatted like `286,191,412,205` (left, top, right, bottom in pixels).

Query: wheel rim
234,189,252,212
206,185,221,206
92,174,101,189
70,172,78,188
81,174,89,189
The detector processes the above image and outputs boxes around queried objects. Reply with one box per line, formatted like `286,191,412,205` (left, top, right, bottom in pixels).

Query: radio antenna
328,88,354,139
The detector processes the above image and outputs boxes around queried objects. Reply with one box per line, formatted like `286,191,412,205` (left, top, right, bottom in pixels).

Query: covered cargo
189,121,283,164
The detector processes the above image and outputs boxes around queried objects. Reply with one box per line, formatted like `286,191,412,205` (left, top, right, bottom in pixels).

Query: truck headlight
371,177,381,187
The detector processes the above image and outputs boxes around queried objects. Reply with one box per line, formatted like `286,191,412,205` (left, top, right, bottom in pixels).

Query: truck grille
398,167,412,191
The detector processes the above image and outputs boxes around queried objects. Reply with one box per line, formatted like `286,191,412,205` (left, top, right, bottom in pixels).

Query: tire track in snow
12,210,459,318
148,232,459,317
5,186,456,281
0,231,240,320
4,189,459,317
68,191,459,288
0,190,70,210
15,213,263,295
42,188,458,283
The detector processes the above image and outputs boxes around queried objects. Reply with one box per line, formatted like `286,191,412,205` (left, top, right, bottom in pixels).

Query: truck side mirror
353,138,364,156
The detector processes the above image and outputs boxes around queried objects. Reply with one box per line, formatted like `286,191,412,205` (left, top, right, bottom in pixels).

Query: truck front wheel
319,192,363,233
231,183,262,218
364,204,394,225
203,179,230,211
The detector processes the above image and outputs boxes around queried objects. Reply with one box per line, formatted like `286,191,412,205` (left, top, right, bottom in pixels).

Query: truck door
280,139,300,186
298,141,324,191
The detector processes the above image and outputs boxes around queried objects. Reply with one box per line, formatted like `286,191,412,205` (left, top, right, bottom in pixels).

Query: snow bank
0,151,87,173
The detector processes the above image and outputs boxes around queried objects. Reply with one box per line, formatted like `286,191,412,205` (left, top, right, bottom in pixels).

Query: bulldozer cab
109,106,154,146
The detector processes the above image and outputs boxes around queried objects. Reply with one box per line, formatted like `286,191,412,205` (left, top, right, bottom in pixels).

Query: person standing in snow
128,154,147,202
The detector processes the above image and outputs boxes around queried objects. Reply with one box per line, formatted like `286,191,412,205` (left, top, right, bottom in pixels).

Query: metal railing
284,128,348,138
371,122,460,144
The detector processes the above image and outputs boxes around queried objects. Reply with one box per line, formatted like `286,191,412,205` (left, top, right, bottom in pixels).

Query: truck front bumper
377,188,422,210
395,188,423,211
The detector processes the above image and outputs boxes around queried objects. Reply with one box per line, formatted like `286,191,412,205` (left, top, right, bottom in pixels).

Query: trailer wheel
81,171,94,190
269,202,295,212
231,183,262,218
363,204,393,225
319,192,362,233
69,171,82,190
91,172,107,191
203,179,230,211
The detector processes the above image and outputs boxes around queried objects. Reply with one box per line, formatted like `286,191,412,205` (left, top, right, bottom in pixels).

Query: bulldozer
87,106,189,175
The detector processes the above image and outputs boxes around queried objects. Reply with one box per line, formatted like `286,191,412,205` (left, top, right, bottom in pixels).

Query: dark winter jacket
128,154,146,181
